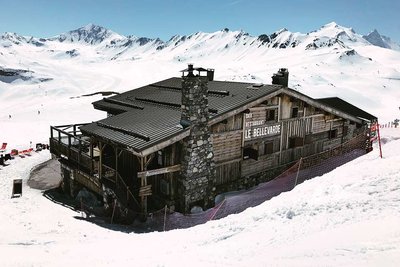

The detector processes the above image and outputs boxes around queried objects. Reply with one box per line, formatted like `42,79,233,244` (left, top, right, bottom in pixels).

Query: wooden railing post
90,139,94,175
139,157,147,218
127,186,129,203
78,139,81,165
115,147,118,186
99,141,103,181
68,135,71,158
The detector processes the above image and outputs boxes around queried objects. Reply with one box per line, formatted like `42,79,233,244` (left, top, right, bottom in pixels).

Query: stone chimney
178,64,215,213
207,68,214,81
272,68,289,87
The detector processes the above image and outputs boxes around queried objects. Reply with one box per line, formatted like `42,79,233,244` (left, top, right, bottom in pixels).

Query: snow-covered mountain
363,29,400,51
0,21,399,141
48,23,124,45
1,22,398,60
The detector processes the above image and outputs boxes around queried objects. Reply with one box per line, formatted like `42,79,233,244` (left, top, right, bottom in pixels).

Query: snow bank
0,129,399,266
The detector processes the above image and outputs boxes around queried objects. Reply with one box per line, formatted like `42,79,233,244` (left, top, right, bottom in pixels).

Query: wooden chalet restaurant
49,65,377,220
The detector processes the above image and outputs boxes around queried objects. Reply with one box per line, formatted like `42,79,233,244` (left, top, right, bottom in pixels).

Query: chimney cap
180,66,208,72
273,68,289,76
181,64,208,77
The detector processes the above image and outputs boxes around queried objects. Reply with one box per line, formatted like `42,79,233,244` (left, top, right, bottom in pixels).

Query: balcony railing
50,123,94,173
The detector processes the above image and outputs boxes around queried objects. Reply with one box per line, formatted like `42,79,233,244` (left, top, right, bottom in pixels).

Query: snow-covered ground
0,129,399,266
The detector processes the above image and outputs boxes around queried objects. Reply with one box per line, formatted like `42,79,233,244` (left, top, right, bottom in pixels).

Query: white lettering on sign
245,120,264,127
245,113,253,119
249,124,281,138
243,112,281,140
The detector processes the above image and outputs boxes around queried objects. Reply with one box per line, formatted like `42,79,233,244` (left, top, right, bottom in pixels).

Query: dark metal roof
80,104,187,154
81,77,282,154
317,97,377,122
80,77,375,155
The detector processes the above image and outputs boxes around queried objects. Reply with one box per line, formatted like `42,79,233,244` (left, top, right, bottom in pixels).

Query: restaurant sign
244,113,281,140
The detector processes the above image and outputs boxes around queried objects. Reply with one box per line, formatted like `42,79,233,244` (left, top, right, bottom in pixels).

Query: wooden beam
115,147,119,185
282,89,362,124
170,144,176,198
98,141,103,181
135,129,190,157
144,153,154,169
139,185,152,197
137,164,181,179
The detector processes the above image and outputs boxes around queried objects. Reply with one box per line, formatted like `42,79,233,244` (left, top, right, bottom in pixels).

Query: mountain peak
54,24,123,45
371,29,379,34
82,23,98,30
363,29,389,49
323,22,339,28
363,29,400,50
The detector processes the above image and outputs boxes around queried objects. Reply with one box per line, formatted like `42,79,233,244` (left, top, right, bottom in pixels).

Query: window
291,107,298,118
289,137,303,148
243,146,258,160
264,142,274,154
328,129,338,139
266,109,276,121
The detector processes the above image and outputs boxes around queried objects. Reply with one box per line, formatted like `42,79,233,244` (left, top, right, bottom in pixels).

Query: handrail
116,172,141,208
53,123,89,129
50,126,91,145
100,163,140,208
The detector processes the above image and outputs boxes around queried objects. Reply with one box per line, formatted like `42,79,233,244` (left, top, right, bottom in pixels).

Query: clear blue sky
0,0,399,42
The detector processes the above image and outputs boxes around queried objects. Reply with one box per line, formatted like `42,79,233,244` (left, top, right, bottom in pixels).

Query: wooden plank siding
241,153,280,177
312,115,332,133
212,130,242,163
211,113,244,164
211,113,243,133
279,117,312,151
280,142,324,163
215,159,241,185
211,114,244,185
285,117,313,137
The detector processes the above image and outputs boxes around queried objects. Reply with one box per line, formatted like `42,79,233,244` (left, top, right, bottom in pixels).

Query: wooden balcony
50,123,95,174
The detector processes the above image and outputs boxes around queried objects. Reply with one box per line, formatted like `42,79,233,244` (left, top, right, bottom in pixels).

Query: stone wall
178,73,216,213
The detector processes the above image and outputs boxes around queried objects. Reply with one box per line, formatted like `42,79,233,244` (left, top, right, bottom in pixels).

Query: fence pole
294,157,302,188
80,197,84,218
163,205,167,232
377,123,383,158
111,199,117,224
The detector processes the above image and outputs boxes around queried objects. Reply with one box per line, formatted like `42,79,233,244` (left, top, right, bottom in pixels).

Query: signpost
11,179,22,198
